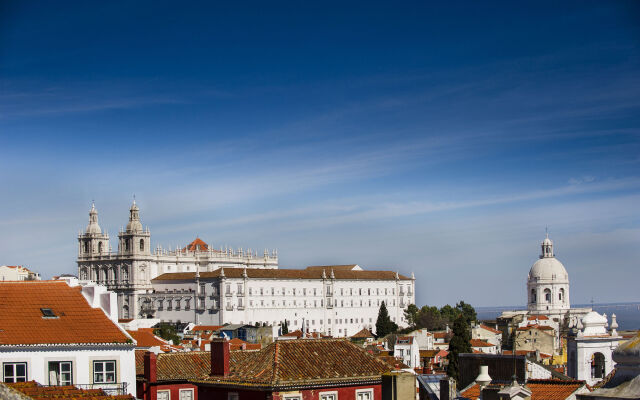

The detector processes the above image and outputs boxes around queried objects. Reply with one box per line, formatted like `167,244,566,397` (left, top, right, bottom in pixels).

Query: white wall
0,345,136,397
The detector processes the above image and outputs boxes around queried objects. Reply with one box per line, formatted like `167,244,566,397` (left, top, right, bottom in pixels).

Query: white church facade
499,234,592,352
77,202,415,335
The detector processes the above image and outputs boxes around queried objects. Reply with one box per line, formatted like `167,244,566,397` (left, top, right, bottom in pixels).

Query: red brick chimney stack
211,338,230,376
144,351,157,383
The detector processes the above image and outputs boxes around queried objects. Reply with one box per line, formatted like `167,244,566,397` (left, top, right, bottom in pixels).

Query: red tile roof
152,339,391,388
479,324,502,334
433,332,450,339
153,268,412,281
470,339,495,347
127,328,168,348
528,315,550,320
0,281,131,345
192,325,224,332
183,238,212,252
6,381,134,399
351,328,375,339
228,338,261,350
517,324,554,332
461,379,586,400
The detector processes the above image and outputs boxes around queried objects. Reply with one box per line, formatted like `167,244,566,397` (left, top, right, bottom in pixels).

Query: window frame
48,361,73,386
228,392,240,400
320,391,338,400
356,388,374,400
3,362,27,383
179,388,195,400
93,360,117,384
157,389,171,400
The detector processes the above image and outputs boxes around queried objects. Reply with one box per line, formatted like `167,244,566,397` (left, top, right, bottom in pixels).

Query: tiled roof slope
127,328,168,348
470,339,495,347
183,238,216,252
305,265,359,271
461,379,586,400
6,381,134,399
0,281,130,345
479,324,501,334
153,268,411,281
153,339,391,387
351,328,374,338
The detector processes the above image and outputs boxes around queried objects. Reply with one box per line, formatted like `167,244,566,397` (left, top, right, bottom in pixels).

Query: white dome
529,257,569,282
86,222,102,234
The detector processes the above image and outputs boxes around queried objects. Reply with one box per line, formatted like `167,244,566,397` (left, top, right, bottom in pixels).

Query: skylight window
40,308,57,318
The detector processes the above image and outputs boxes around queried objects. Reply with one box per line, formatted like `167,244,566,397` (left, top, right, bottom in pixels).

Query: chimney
144,351,157,383
211,338,230,376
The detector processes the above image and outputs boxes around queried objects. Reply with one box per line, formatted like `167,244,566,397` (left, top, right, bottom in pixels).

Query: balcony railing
51,383,128,396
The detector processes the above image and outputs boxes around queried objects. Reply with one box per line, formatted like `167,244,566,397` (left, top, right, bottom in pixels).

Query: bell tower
118,199,151,256
78,202,110,258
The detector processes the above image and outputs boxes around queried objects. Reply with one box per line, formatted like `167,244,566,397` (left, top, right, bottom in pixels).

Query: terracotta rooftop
461,379,586,400
0,281,131,346
470,339,495,347
528,315,550,320
517,324,555,332
153,268,411,281
351,328,375,339
376,355,410,370
152,339,391,388
305,265,360,271
5,381,134,399
479,324,502,334
419,350,440,358
127,328,168,348
183,238,216,252
192,325,224,332
228,338,261,350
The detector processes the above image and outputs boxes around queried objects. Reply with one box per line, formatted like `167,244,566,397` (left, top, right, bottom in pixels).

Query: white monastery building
77,202,416,336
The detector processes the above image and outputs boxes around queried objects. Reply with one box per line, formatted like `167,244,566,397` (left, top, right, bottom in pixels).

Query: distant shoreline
475,302,640,330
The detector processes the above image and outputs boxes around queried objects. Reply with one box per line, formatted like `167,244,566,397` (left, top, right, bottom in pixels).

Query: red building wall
140,382,199,400
197,383,381,400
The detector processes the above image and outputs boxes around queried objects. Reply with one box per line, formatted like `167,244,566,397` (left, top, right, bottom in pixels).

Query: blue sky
1,1,639,307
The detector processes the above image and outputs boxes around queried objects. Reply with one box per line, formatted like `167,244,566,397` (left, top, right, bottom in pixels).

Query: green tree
281,320,289,335
153,323,180,345
375,301,398,338
439,304,459,323
446,315,472,382
456,301,477,324
416,305,447,330
404,304,420,328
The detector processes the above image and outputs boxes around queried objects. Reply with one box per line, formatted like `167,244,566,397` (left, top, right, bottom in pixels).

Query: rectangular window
3,362,27,383
356,389,374,400
284,396,302,400
228,392,239,400
93,360,116,383
48,361,72,386
157,390,171,400
320,392,338,400
179,389,194,400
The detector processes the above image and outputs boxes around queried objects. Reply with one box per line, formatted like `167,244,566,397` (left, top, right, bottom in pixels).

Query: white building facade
146,265,415,336
77,202,278,319
0,265,41,281
567,311,625,386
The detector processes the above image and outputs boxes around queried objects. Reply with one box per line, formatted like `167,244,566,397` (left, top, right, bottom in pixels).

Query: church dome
528,234,568,282
529,258,569,282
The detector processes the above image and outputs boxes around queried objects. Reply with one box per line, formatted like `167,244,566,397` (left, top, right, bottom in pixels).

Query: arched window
122,305,129,319
531,289,537,303
98,242,103,253
125,239,130,251
139,239,144,251
80,268,88,280
121,266,129,282
84,241,90,253
592,352,605,379
559,288,565,301
544,288,551,302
